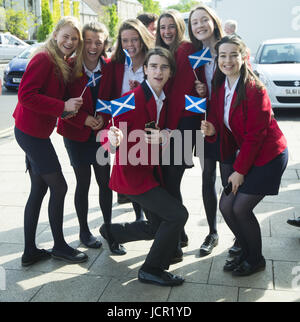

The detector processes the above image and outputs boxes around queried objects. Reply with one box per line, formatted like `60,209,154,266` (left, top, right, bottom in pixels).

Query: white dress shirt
205,54,216,99
83,60,102,78
224,76,240,131
145,80,166,123
121,61,144,95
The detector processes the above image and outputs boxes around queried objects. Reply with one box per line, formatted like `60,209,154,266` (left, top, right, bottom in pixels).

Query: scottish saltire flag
86,72,102,87
110,93,135,118
188,47,213,69
95,99,111,114
185,95,207,114
123,49,132,68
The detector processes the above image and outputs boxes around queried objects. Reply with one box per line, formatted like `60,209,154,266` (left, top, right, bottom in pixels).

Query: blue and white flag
95,99,111,114
188,47,213,69
185,95,207,114
123,49,132,68
86,72,102,87
110,93,135,118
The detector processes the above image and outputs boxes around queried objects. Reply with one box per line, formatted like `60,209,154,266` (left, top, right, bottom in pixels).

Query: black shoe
287,217,300,228
138,269,185,286
117,193,131,204
232,257,266,277
223,254,244,272
228,238,242,257
199,234,218,256
21,249,52,267
99,224,127,255
169,247,183,265
80,234,102,249
180,231,189,248
51,248,88,264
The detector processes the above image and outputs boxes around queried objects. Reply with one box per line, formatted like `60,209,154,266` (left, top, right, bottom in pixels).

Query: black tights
73,163,112,238
24,169,70,255
219,191,264,264
202,158,233,235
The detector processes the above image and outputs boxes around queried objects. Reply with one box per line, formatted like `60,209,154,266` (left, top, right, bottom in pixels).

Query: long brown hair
111,19,154,63
213,36,264,107
155,9,186,55
188,4,224,51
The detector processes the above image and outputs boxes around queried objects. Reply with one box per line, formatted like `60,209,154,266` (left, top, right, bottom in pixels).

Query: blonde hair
38,16,83,83
156,9,186,55
111,19,154,63
82,21,110,58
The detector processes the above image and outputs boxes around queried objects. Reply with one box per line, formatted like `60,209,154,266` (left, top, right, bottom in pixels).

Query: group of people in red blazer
13,4,288,287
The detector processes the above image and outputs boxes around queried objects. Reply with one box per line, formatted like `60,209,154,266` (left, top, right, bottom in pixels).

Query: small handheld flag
96,99,111,114
110,93,135,118
188,47,213,70
123,49,132,68
80,72,102,97
185,95,207,114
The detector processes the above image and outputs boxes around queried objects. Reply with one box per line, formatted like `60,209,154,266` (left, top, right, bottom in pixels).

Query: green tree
5,9,37,39
52,0,61,25
63,0,71,16
138,0,160,15
167,0,200,12
37,0,53,41
107,4,118,42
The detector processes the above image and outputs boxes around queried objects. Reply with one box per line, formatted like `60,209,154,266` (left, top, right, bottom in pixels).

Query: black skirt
64,132,108,168
238,148,288,196
14,126,61,175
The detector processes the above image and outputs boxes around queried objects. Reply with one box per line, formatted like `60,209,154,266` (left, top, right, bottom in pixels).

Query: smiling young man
100,47,189,287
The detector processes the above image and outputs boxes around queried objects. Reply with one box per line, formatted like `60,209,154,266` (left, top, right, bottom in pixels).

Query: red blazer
104,60,125,99
13,51,65,138
165,41,203,130
101,81,167,195
57,58,114,142
207,80,287,175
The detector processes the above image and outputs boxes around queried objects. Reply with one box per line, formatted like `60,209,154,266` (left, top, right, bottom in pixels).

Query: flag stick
111,117,115,127
193,69,199,81
80,86,87,98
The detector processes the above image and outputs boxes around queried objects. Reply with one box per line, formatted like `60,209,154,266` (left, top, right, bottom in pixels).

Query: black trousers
109,186,188,271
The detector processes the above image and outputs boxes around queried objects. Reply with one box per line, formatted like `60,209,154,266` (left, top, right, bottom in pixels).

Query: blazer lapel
141,81,157,123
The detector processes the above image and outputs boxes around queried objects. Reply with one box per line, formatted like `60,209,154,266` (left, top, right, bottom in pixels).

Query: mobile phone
224,182,232,196
61,111,75,119
145,121,156,129
145,121,156,134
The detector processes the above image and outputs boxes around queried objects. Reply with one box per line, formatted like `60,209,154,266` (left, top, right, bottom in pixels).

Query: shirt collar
145,80,166,103
83,60,102,78
225,76,240,95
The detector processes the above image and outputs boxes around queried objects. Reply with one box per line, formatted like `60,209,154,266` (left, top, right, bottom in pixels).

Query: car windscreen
18,46,38,59
259,43,300,64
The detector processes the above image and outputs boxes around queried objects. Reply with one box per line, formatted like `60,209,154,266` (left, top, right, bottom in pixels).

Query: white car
253,38,300,108
0,33,29,60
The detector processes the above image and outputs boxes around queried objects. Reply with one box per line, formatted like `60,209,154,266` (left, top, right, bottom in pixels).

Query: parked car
0,33,29,60
253,38,300,108
3,43,43,90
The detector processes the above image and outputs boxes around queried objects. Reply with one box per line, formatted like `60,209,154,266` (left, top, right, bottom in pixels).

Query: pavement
0,117,299,303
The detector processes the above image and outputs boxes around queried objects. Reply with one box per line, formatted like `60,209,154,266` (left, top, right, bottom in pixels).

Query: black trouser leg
109,187,188,271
